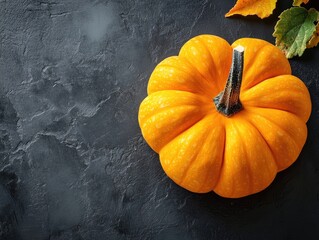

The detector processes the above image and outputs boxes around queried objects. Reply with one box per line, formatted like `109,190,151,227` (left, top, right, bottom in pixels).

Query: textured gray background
1,0,319,239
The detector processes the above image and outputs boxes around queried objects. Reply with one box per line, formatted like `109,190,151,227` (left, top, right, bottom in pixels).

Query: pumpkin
138,35,311,198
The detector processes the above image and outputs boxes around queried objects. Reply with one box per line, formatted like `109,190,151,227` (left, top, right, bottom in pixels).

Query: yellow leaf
293,0,309,6
225,0,277,19
307,24,319,48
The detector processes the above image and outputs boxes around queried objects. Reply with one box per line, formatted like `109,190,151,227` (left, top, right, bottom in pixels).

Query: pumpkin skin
138,35,311,198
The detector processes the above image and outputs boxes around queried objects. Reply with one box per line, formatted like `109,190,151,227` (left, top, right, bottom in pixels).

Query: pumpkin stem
214,45,244,117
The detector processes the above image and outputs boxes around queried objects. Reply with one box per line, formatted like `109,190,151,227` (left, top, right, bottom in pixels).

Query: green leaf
273,7,318,58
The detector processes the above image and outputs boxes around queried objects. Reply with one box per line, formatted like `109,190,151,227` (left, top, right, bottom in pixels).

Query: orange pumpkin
138,35,311,198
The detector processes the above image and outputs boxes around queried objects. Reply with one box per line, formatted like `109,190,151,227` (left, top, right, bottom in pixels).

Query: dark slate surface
1,0,319,239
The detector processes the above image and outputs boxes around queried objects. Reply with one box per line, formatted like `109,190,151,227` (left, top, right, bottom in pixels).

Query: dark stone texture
1,0,319,239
